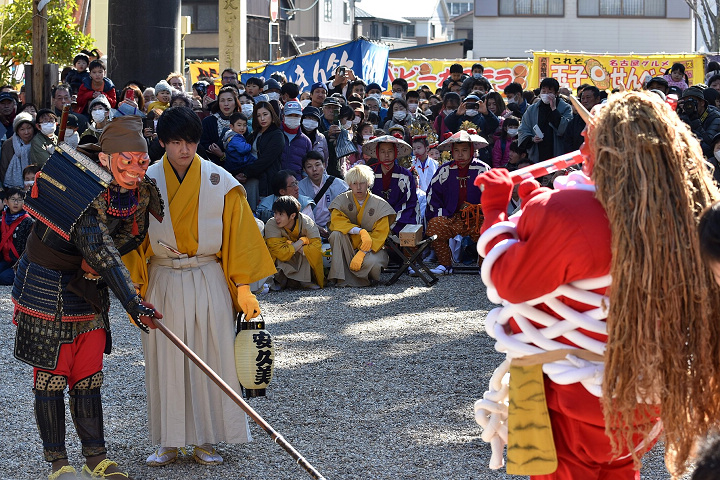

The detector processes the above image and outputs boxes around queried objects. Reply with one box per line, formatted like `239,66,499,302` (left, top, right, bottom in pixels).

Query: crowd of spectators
0,57,718,288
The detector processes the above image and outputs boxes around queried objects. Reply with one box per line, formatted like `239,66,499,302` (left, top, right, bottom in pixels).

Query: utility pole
32,0,48,107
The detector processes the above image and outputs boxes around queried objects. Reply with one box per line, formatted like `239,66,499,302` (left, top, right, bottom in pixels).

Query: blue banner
241,39,390,91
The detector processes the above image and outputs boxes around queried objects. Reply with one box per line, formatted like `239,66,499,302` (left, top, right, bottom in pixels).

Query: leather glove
349,251,366,271
126,296,161,333
237,284,261,319
299,236,311,245
359,229,372,251
475,169,513,234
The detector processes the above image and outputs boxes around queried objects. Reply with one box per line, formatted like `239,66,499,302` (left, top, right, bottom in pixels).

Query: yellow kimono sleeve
220,186,277,311
369,216,390,253
305,237,325,288
122,236,154,298
330,208,359,234
266,236,296,263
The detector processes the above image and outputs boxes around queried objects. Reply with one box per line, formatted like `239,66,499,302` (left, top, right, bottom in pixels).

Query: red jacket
75,77,117,114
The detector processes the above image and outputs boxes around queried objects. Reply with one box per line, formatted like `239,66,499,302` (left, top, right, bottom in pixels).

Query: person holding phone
115,85,146,117
328,65,357,98
443,92,499,163
517,77,573,164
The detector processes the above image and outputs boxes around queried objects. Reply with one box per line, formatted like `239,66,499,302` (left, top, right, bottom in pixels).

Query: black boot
34,388,68,462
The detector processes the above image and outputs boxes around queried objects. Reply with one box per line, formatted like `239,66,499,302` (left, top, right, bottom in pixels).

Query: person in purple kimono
361,134,419,235
425,129,490,275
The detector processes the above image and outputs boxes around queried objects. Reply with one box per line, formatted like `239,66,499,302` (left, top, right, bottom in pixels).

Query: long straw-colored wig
590,91,720,475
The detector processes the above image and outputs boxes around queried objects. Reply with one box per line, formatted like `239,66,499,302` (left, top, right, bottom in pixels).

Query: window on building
577,0,666,16
448,2,472,16
499,0,564,16
382,24,390,37
181,3,219,32
371,22,379,39
402,24,416,37
431,24,436,39
324,0,332,22
343,0,350,23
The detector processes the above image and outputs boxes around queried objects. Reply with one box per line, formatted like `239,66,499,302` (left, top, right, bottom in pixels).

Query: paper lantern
235,316,275,397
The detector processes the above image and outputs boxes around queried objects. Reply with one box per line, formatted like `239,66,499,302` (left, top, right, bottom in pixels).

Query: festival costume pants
34,328,106,461
426,212,480,267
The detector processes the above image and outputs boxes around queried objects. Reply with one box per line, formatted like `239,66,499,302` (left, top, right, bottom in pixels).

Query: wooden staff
152,318,327,480
57,104,70,142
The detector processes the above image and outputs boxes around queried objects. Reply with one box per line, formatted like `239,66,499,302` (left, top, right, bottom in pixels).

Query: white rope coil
474,211,610,470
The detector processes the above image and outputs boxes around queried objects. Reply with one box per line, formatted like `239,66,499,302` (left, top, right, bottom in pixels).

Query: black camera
679,97,698,116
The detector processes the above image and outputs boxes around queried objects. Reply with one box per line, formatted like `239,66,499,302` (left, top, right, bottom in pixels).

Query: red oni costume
474,170,660,479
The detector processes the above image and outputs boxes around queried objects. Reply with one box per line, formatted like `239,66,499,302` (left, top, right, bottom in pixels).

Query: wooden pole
153,318,327,480
31,0,48,108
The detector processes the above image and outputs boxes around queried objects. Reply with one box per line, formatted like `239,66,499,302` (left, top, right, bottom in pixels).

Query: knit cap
155,80,172,94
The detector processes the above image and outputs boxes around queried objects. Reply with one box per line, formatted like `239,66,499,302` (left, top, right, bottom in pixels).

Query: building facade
473,0,693,57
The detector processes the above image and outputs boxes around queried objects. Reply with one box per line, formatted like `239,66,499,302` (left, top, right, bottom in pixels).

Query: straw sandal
146,447,178,467
48,465,77,480
80,459,129,479
192,445,223,465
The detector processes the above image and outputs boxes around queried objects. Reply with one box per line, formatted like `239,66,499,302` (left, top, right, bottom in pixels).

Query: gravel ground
0,275,689,480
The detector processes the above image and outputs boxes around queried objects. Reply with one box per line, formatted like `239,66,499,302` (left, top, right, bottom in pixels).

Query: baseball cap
682,86,705,101
310,82,327,94
0,91,16,103
284,99,303,116
302,105,322,121
322,97,340,106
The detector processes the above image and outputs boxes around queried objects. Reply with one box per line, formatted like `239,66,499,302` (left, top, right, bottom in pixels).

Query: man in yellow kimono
328,165,396,287
123,107,276,467
264,195,324,289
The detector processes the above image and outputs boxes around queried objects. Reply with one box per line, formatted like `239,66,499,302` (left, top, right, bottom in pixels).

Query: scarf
214,112,231,139
5,134,31,188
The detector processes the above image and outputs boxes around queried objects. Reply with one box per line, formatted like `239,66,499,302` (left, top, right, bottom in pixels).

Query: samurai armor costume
12,144,163,462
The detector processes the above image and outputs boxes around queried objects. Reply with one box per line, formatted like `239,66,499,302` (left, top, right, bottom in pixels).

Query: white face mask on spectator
352,117,361,125
715,150,720,162
241,104,254,116
507,96,517,104
540,93,551,104
237,88,245,95
424,109,432,115
91,109,107,123
343,120,353,129
408,103,418,113
303,119,318,130
473,73,483,79
392,92,403,99
465,109,478,117
40,122,56,136
507,128,518,136
393,110,406,121
444,108,455,116
267,92,280,102
284,117,301,129
362,134,372,141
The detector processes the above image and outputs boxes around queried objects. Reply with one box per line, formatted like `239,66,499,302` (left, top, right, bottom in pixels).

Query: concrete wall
473,0,693,57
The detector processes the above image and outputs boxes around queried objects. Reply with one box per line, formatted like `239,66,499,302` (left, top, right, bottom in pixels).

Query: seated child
222,112,257,176
264,196,324,290
410,135,437,220
0,187,33,285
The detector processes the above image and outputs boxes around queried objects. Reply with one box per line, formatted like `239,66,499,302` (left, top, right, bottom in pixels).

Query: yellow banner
388,59,532,92
531,52,704,91
188,62,266,84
